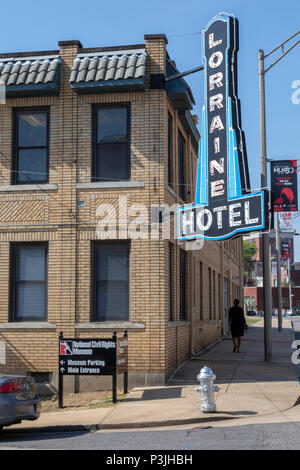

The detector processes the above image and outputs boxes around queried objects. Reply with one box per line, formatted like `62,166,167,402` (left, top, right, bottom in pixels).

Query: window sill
75,321,146,329
0,184,58,192
167,185,176,198
77,181,145,190
168,321,190,327
0,322,56,329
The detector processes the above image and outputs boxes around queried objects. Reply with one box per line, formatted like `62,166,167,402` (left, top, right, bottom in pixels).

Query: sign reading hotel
178,14,270,241
59,338,116,376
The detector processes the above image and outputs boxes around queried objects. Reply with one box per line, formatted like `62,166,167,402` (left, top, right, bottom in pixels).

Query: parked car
247,310,256,316
0,375,41,431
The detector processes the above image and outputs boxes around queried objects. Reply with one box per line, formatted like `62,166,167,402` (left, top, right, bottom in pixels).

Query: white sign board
279,212,294,232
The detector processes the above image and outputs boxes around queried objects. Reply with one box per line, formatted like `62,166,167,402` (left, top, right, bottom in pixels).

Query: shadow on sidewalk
123,387,183,402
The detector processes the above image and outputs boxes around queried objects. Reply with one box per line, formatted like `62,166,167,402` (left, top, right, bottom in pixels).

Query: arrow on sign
60,367,65,373
60,360,65,365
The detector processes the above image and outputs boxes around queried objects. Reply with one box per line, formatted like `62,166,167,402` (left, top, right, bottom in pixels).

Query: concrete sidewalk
7,318,300,433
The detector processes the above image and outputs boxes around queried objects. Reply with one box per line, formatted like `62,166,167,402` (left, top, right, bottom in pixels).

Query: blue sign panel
178,14,270,241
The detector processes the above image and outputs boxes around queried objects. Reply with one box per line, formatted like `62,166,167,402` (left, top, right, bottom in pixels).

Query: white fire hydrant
194,366,219,413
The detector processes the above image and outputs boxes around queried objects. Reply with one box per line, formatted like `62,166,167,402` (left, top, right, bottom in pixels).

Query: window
13,109,49,184
200,262,203,321
218,274,221,320
180,250,187,320
93,105,130,181
168,113,174,188
92,242,129,321
169,243,174,321
178,131,186,201
208,267,212,320
213,270,216,320
10,243,48,321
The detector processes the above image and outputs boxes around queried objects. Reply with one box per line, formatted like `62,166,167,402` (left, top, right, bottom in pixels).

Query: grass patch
245,315,263,325
40,391,128,412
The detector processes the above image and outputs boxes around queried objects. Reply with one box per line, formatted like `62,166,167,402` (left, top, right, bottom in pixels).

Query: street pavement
5,317,300,434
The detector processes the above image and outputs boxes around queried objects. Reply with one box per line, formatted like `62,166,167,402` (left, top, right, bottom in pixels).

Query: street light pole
288,257,292,311
258,30,300,360
276,213,283,331
258,49,273,361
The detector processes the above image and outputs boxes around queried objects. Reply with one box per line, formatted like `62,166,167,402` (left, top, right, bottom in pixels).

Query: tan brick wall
0,36,243,387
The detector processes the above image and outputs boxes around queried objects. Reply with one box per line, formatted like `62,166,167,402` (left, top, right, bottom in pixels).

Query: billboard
271,160,298,212
177,14,270,242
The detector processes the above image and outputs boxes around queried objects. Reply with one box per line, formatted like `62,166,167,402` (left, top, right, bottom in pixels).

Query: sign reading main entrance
178,14,270,241
59,338,116,376
58,331,128,407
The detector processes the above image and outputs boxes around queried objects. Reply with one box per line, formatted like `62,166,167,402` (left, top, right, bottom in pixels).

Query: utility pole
258,49,272,361
258,29,300,360
288,258,292,311
276,213,283,331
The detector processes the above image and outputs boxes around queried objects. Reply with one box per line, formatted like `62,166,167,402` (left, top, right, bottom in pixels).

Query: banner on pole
271,160,298,212
278,212,294,232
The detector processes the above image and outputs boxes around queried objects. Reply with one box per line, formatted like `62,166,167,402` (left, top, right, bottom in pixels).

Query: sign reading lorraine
178,14,270,241
59,338,116,376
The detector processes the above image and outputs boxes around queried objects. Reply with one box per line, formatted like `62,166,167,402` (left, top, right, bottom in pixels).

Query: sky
1,0,300,257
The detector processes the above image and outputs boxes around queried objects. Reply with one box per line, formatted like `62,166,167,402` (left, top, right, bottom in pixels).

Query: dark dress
228,305,246,337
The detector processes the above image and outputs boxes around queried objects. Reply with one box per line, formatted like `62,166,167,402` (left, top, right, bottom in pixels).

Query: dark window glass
178,132,185,200
94,106,130,181
169,243,173,321
180,250,187,320
213,270,216,320
14,110,49,184
208,267,212,320
168,114,174,188
93,242,129,321
218,274,221,320
200,262,203,321
11,243,47,321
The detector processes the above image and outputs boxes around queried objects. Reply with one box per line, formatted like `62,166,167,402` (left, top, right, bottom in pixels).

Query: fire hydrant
194,366,219,413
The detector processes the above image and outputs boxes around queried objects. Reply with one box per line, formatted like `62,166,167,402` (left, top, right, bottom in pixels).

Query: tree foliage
243,240,257,265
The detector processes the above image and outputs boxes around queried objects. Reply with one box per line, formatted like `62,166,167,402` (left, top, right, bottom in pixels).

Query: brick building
0,35,243,392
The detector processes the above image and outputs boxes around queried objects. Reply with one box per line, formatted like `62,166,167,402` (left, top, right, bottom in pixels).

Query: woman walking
228,299,247,353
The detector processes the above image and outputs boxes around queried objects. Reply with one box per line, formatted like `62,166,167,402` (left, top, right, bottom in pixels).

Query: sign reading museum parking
59,338,116,376
178,14,270,241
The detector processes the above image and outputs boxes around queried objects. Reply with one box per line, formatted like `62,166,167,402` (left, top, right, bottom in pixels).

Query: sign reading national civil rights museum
271,160,298,212
59,338,116,376
178,14,270,241
58,332,128,408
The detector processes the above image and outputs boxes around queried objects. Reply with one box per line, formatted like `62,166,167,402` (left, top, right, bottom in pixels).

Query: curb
98,415,237,430
2,423,99,435
4,400,300,434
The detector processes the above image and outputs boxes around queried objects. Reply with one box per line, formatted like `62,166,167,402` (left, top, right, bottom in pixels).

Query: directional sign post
58,331,128,408
58,332,117,408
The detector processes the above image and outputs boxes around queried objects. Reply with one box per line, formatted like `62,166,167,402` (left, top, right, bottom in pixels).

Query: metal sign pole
258,49,273,362
276,213,283,331
123,330,128,395
112,331,117,403
58,331,64,409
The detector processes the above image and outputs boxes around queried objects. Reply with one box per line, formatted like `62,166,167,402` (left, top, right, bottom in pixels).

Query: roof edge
0,50,59,59
81,44,145,54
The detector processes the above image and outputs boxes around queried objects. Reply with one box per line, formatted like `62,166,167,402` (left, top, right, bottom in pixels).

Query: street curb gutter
2,424,99,435
4,400,300,434
4,415,237,435
98,415,237,430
